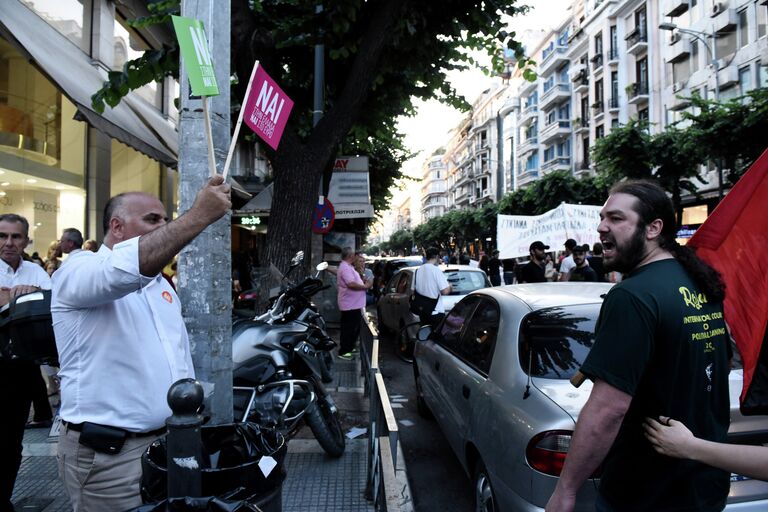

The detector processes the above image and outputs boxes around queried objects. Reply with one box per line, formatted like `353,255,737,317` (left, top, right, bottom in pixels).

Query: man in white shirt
57,228,83,259
53,176,230,512
0,214,52,512
413,247,452,327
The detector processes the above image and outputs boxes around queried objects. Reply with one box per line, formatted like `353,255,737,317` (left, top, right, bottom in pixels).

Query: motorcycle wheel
305,393,346,458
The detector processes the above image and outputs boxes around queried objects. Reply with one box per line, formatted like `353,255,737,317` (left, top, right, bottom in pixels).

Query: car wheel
413,364,434,420
474,460,497,512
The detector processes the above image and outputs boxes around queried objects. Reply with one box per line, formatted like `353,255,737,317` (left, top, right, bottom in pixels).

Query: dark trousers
339,309,362,355
419,313,444,329
30,366,52,422
490,275,501,286
0,359,40,511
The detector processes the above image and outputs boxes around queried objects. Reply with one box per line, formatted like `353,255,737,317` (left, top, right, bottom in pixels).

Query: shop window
21,0,86,51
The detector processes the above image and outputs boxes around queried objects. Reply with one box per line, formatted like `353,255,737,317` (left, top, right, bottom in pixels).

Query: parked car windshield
445,270,487,295
519,304,600,380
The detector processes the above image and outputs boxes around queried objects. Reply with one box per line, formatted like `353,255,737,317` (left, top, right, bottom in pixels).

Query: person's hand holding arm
546,380,632,512
644,417,768,481
138,175,230,276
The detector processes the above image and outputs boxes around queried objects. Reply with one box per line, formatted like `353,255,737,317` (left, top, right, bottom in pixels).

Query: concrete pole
310,3,325,269
178,0,232,424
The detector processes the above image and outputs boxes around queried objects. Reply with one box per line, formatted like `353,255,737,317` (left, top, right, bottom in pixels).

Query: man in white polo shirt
0,213,52,512
52,176,230,512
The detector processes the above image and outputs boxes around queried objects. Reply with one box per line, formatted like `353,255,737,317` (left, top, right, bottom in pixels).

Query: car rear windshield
519,304,601,380
445,270,487,294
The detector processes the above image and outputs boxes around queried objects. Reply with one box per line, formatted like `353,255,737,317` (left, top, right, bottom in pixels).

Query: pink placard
243,65,294,150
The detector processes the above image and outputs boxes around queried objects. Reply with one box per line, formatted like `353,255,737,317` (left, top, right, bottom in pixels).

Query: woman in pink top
337,247,371,359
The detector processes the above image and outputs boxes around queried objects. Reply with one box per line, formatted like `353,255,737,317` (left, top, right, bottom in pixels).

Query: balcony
625,27,648,55
664,0,689,17
569,65,587,82
667,35,690,63
573,117,589,134
517,136,539,155
713,8,738,34
608,97,619,112
591,53,604,74
519,78,538,95
592,101,605,120
539,45,568,75
540,82,571,109
540,119,571,145
607,48,619,66
712,65,739,89
541,156,571,173
519,104,538,125
627,82,649,104
517,169,540,187
574,75,589,94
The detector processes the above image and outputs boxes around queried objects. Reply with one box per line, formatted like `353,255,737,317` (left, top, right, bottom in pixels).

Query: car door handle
462,385,470,399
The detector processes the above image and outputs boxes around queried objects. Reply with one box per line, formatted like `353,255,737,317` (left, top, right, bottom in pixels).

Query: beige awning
0,1,178,166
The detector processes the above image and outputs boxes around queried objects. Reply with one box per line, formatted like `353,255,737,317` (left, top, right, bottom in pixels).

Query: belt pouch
77,422,127,455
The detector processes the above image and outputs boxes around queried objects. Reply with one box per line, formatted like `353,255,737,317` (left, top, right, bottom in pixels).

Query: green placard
172,16,219,96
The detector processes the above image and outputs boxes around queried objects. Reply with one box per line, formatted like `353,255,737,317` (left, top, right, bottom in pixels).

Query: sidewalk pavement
12,352,373,512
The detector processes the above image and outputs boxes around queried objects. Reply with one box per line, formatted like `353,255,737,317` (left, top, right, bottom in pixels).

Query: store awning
239,183,273,213
0,2,178,167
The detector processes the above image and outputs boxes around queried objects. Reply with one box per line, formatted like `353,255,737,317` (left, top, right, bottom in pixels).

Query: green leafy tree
650,126,705,221
683,88,768,185
386,228,415,255
93,0,534,271
591,119,653,185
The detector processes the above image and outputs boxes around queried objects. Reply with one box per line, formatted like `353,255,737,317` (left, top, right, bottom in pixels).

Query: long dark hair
610,180,726,302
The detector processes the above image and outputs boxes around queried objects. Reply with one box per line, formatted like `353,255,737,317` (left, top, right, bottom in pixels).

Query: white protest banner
497,203,603,258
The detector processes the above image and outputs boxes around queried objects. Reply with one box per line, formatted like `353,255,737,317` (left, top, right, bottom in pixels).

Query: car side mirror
417,325,432,342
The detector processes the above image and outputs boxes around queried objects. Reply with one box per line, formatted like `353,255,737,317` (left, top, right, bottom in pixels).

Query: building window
635,6,648,39
739,66,752,95
610,71,619,105
738,9,750,48
758,1,767,39
637,57,649,91
113,17,162,107
716,31,737,57
638,107,649,122
595,79,604,104
595,32,603,56
760,61,768,87
609,26,618,59
582,136,590,167
21,0,86,51
690,41,699,74
595,124,604,139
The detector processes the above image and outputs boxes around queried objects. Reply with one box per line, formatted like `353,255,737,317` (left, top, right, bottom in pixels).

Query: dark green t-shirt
580,259,730,512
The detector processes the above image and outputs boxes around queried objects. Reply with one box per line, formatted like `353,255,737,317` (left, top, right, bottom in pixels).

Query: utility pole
178,0,232,424
310,3,325,269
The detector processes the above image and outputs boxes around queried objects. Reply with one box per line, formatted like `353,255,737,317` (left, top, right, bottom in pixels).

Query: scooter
231,253,345,457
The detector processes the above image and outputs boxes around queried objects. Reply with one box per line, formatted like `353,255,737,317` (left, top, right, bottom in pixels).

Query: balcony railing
628,82,649,104
591,54,604,72
608,97,619,110
607,48,619,62
625,27,648,54
541,156,571,172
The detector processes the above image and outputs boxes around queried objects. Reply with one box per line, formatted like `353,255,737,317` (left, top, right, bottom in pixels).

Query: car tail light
526,430,572,476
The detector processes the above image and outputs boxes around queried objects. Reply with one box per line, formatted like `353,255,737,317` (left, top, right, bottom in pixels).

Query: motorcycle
231,252,345,457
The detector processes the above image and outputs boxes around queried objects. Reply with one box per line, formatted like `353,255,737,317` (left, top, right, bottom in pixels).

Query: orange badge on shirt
162,291,173,303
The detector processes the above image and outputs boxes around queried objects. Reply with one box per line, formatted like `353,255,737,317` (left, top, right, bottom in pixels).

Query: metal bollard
165,378,204,498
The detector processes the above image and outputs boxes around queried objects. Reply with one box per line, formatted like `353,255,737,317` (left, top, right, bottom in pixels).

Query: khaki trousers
57,423,159,512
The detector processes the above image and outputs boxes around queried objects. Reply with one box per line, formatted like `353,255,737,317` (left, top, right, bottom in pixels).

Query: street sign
172,16,219,96
312,198,335,234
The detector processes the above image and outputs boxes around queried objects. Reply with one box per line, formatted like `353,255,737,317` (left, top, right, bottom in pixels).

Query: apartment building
420,151,448,221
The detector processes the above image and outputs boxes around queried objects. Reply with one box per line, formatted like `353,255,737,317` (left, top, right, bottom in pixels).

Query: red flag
688,147,768,413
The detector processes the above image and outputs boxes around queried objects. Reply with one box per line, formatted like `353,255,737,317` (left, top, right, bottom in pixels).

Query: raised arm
138,176,230,277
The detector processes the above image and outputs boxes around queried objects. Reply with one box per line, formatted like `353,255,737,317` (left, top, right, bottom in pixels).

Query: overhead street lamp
659,22,724,201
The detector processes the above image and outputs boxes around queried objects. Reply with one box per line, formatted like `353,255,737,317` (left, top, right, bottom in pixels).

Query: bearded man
547,181,730,512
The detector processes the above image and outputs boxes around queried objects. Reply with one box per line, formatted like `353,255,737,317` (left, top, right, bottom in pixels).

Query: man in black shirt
588,242,607,282
547,181,729,512
487,250,502,286
565,245,598,282
519,241,548,283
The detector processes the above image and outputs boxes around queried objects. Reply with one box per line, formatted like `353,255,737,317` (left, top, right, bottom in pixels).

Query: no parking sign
312,197,335,234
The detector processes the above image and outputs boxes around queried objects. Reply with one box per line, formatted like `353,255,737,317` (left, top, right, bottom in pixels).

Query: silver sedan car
413,282,768,511
377,265,491,360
